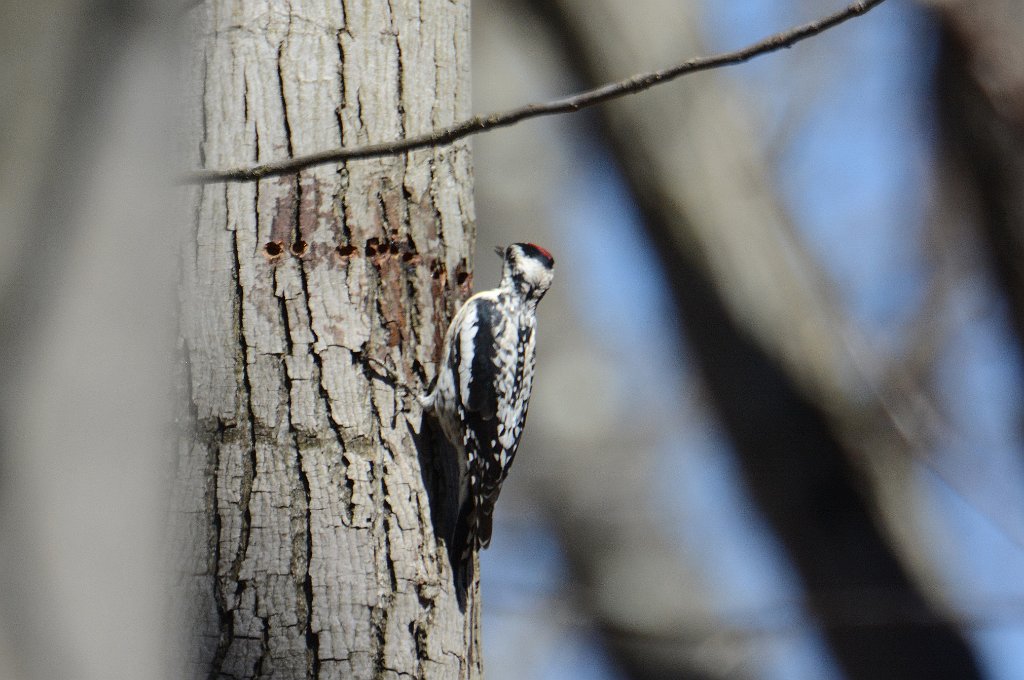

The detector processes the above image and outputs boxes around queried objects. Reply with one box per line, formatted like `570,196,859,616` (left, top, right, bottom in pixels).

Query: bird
420,242,555,596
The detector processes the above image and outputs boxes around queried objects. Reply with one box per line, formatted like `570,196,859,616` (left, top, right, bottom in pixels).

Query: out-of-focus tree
0,1,177,678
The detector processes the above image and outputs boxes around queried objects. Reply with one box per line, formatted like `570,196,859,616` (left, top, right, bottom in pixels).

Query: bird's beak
493,245,506,259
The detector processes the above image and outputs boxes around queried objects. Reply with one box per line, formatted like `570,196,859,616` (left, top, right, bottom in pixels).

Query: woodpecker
421,242,555,587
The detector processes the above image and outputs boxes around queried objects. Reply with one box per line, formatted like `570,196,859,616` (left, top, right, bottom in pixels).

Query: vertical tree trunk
172,1,479,678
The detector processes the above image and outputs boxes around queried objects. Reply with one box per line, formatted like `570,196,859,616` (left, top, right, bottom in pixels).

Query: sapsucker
420,242,555,588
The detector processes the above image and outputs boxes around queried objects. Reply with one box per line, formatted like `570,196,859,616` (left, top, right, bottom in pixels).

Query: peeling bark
171,1,480,678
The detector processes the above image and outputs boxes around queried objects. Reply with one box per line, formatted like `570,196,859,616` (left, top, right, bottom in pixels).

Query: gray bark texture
171,1,481,678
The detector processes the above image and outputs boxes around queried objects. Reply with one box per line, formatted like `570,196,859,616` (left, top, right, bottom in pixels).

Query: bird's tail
449,501,477,610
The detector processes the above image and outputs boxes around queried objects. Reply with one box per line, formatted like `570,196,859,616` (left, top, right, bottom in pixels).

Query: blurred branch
837,236,1024,549
182,0,886,184
929,1,1024,363
526,0,984,677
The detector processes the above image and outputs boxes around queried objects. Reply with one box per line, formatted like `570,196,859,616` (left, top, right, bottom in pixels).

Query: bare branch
183,0,887,185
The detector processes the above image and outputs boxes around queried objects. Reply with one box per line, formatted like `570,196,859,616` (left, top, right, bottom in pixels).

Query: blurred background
469,0,1024,678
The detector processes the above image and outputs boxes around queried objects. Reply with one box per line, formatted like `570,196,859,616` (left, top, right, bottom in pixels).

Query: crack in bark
292,167,303,257
242,69,250,128
295,433,320,679
379,463,401,595
375,190,391,234
276,44,295,159
335,15,351,148
253,588,271,677
253,121,261,165
369,603,388,679
207,220,262,679
231,225,259,589
338,188,352,243
207,420,234,680
386,0,406,139
367,387,397,677
252,181,261,259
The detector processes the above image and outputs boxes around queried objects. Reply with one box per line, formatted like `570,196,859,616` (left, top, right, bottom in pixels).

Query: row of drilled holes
263,238,469,284
263,240,307,258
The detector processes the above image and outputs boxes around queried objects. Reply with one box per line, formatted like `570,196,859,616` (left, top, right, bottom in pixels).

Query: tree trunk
172,1,479,678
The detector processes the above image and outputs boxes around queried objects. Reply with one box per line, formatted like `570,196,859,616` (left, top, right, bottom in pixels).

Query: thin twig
182,0,887,185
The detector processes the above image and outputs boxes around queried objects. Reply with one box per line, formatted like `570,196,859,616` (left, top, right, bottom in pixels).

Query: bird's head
499,242,555,302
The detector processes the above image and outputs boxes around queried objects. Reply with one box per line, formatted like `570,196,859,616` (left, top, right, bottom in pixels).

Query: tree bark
172,1,479,678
